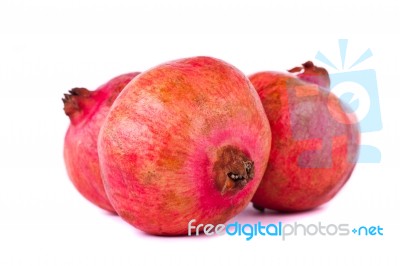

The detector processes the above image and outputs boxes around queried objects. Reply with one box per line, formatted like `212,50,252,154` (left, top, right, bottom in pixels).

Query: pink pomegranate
98,56,271,235
250,63,360,212
63,72,139,212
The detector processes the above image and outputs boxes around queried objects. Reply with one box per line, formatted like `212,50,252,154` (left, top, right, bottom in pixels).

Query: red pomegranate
63,72,139,212
250,63,360,212
98,56,271,235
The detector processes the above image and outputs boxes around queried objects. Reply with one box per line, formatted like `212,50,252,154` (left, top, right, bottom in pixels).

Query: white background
1,0,399,265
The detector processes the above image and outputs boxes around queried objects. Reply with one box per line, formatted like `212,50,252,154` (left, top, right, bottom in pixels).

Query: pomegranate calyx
213,145,254,195
63,87,96,125
288,61,331,88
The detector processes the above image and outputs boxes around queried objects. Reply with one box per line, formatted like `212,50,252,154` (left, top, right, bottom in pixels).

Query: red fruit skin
98,57,271,235
63,72,140,212
250,71,360,212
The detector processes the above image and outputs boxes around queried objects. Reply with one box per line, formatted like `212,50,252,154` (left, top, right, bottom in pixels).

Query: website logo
315,39,382,163
188,219,384,241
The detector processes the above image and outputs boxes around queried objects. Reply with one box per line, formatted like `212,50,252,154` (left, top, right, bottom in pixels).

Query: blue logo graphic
351,225,383,236
315,39,382,163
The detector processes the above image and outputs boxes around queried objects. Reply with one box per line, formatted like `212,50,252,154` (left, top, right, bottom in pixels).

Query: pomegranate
98,56,271,235
250,63,360,212
63,72,139,212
